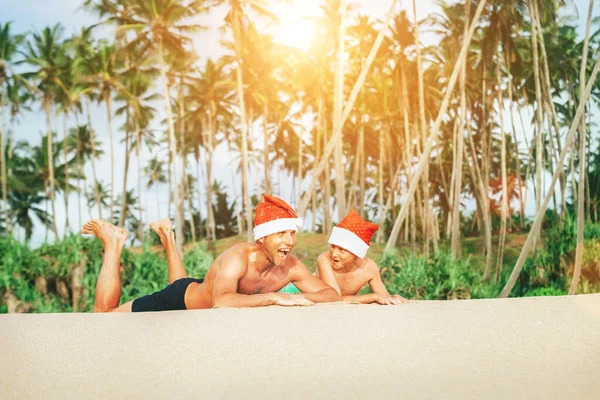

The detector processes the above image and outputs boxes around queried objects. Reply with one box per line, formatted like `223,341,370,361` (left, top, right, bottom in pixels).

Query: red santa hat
328,210,379,258
253,195,303,241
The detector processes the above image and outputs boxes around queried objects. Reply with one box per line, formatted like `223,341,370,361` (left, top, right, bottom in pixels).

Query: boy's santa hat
253,195,303,240
328,210,379,258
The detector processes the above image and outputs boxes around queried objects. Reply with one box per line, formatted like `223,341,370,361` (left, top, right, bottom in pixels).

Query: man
84,195,341,312
316,210,408,305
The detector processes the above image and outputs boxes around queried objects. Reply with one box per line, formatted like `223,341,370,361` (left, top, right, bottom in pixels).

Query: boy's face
328,244,359,269
258,230,296,267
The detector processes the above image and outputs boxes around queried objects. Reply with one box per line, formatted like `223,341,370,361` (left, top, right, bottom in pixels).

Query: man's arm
212,252,313,308
212,252,275,308
292,259,342,303
316,254,342,295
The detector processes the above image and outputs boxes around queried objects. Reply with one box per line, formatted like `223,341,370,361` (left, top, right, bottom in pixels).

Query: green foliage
0,235,214,313
380,249,488,300
183,243,213,279
525,287,567,297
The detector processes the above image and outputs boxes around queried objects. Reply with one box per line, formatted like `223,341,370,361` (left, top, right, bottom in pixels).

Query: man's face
260,230,297,266
329,244,359,270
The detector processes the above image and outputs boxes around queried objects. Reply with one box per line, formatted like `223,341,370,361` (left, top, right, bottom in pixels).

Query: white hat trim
328,226,369,258
253,218,303,241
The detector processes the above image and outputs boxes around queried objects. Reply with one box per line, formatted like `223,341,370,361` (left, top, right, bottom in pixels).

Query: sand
1,294,599,399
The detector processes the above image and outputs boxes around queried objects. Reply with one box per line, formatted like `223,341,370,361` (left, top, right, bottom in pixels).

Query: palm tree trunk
103,92,115,223
184,171,196,242
62,114,70,234
466,120,493,280
73,112,82,228
499,43,600,297
447,120,458,238
359,115,366,218
118,128,131,228
413,0,431,256
570,0,594,295
263,102,271,194
158,41,183,253
313,102,321,232
332,0,348,221
297,134,304,209
384,0,487,253
1,79,7,233
179,76,190,242
231,9,253,242
85,98,102,218
44,97,58,240
496,53,508,282
451,0,470,257
76,130,83,228
528,0,544,251
207,105,217,242
376,123,386,243
322,100,331,235
136,122,143,242
507,80,525,228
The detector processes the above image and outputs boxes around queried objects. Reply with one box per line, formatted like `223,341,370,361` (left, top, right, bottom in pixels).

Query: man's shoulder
286,254,307,269
218,243,252,269
223,242,253,256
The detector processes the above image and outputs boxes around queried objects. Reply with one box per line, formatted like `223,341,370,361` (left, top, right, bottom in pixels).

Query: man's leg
82,219,131,312
149,218,187,284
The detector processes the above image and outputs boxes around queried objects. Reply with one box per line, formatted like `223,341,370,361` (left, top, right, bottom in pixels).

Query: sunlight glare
272,0,321,51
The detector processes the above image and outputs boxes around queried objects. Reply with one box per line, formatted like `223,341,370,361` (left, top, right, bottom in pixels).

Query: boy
316,210,408,305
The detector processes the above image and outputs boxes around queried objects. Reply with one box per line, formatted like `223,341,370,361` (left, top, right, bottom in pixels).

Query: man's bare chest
237,270,290,295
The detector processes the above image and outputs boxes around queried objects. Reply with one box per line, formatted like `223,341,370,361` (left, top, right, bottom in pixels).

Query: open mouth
277,249,291,259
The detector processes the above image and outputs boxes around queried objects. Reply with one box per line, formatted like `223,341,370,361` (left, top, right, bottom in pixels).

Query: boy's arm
367,260,408,304
337,260,408,305
292,259,342,303
212,252,311,308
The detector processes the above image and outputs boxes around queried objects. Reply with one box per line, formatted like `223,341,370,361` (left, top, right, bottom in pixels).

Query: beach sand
1,294,599,399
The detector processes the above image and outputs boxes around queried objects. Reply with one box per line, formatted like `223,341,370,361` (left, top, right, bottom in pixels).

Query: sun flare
272,0,321,51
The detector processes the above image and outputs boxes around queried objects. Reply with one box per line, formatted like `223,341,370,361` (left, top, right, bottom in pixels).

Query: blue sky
0,0,598,245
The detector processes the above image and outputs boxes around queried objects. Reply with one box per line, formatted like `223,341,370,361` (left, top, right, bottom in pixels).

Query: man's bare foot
149,218,174,243
81,219,129,246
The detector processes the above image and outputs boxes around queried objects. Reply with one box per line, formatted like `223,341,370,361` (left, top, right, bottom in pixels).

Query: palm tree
189,58,233,243
0,22,24,234
114,67,158,229
23,24,68,240
66,125,104,227
205,0,286,240
145,157,167,220
105,0,205,251
76,40,125,223
385,0,489,253
7,189,51,243
87,180,111,215
570,0,595,295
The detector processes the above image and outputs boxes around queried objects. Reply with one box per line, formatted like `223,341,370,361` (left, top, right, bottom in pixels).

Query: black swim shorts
131,277,204,312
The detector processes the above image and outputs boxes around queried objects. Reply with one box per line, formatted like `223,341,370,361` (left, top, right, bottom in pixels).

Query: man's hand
375,293,408,305
272,293,314,307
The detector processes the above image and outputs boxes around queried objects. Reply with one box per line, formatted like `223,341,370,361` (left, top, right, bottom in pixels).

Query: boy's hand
392,294,410,304
375,294,407,305
273,293,314,307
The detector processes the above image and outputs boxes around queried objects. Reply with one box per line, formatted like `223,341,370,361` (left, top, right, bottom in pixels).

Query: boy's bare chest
335,270,369,296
